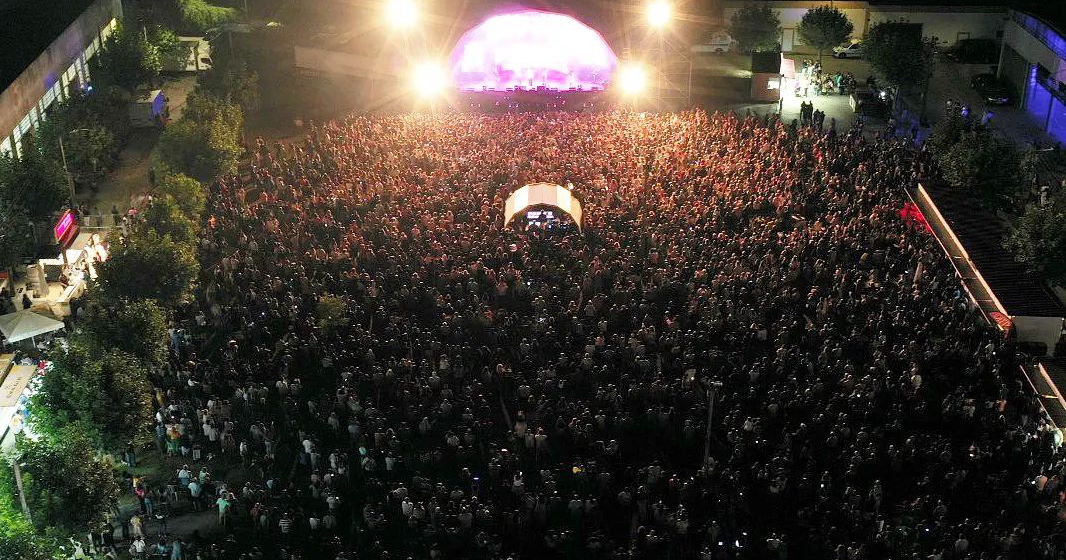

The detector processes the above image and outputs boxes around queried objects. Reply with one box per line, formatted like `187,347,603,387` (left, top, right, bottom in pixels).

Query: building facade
998,10,1066,143
0,0,123,158
722,1,1006,52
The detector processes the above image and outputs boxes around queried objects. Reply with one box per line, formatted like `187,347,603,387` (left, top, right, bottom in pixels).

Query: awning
0,310,65,343
0,365,34,407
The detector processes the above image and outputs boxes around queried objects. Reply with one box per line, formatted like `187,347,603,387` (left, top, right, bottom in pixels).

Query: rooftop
922,183,1066,318
0,0,98,92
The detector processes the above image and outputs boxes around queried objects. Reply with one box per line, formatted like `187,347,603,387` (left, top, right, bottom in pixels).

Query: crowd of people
131,109,1066,560
796,60,858,97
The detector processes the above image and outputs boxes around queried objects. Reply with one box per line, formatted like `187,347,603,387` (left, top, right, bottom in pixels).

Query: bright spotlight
386,0,417,29
412,62,448,97
618,64,647,95
647,1,671,28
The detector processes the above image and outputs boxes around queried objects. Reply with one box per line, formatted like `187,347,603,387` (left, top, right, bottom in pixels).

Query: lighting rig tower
642,1,692,108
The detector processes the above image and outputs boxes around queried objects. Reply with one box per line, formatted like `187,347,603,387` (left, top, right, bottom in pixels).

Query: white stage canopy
0,310,65,343
503,182,584,231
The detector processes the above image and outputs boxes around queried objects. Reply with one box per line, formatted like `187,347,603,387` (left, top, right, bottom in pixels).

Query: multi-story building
0,0,122,158
998,9,1066,143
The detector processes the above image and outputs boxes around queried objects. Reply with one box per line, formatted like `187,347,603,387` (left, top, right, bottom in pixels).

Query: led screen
450,11,617,92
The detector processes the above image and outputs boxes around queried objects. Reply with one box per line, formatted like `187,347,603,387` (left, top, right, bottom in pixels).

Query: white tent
0,310,65,343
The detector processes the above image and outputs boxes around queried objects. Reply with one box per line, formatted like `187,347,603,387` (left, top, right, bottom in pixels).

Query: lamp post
58,128,93,208
703,381,723,467
646,2,671,108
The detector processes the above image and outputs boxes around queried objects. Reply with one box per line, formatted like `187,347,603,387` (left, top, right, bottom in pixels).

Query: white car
691,30,735,54
833,41,863,59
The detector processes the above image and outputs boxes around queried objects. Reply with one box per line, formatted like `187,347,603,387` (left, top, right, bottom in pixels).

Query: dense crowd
139,110,1066,560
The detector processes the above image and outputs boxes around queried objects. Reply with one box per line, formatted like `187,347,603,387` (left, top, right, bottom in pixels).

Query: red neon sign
54,211,75,242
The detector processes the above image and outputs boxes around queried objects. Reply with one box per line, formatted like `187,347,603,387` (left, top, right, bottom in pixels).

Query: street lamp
58,128,93,208
386,0,418,30
646,1,671,29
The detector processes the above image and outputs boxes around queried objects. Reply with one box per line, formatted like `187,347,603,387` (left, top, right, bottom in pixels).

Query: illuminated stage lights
647,1,672,28
618,64,648,95
413,62,449,97
449,11,618,93
386,0,417,29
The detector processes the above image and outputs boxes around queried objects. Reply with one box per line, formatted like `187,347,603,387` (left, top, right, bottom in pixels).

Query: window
0,137,11,158
18,113,33,136
40,87,57,116
63,62,79,93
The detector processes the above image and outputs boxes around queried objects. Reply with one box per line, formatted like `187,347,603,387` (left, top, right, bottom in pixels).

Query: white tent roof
0,310,65,343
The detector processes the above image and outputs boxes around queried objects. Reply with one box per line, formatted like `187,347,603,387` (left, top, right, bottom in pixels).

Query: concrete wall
1013,316,1064,356
1003,19,1066,78
0,0,122,156
723,2,867,46
868,8,1007,47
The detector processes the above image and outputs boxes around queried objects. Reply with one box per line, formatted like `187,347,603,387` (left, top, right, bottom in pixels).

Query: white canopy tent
0,310,65,344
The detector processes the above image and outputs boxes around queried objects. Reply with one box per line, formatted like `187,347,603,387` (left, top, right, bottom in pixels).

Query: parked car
691,30,735,54
970,73,1014,105
944,38,999,64
849,90,888,117
833,41,863,59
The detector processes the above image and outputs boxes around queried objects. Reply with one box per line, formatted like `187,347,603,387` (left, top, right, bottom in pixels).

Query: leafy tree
140,195,198,244
729,4,781,54
0,199,33,274
36,91,125,185
798,6,854,63
0,508,61,560
81,298,170,368
178,0,237,32
928,112,967,158
159,92,243,181
317,294,349,331
864,21,936,93
0,135,69,221
95,231,199,306
30,338,154,450
183,91,243,131
197,53,260,112
90,21,162,92
14,426,120,532
1004,204,1066,285
938,128,1021,210
158,118,242,181
153,26,192,72
155,172,206,218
